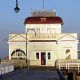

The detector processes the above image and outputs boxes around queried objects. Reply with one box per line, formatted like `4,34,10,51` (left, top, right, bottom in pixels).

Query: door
41,52,46,65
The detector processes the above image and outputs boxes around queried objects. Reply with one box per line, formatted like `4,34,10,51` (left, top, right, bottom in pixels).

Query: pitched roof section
24,17,63,25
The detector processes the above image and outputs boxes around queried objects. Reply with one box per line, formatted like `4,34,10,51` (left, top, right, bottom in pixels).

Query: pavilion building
8,10,78,66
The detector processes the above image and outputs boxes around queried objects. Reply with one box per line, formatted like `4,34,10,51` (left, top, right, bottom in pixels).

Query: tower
24,10,63,34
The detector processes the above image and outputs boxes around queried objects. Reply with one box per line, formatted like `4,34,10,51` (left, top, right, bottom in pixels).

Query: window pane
18,52,22,56
48,52,50,59
36,53,39,59
66,49,70,54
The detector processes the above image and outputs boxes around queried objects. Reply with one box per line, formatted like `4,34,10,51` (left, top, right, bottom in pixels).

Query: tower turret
24,10,63,33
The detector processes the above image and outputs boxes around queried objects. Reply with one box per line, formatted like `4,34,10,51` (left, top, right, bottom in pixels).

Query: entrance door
41,52,46,65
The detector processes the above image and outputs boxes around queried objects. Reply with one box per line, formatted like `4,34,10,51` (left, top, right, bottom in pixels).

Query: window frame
48,52,51,59
36,52,39,59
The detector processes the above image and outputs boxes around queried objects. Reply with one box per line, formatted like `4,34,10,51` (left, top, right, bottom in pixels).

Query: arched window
66,49,70,54
17,51,22,57
11,49,26,59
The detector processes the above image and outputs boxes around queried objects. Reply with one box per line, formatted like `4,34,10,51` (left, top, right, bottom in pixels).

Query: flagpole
43,0,44,10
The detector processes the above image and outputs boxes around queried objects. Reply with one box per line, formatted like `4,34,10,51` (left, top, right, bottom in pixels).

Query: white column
9,45,11,60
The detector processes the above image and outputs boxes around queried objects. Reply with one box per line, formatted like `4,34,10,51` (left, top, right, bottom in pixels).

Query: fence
55,59,80,70
1,60,27,68
0,63,14,75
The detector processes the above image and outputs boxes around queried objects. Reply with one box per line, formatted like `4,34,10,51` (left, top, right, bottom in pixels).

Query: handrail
55,59,80,70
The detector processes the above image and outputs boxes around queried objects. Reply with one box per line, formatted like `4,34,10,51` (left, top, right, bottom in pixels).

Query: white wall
25,24,62,33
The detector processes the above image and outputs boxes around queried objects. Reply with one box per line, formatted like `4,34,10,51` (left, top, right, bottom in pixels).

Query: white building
8,10,78,66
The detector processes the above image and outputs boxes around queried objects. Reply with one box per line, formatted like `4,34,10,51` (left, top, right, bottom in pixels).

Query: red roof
24,17,63,25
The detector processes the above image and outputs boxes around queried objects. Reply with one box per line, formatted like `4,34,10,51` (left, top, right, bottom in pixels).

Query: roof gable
58,34,77,42
8,34,26,42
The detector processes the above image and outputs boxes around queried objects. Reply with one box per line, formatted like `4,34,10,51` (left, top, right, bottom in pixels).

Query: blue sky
0,0,80,58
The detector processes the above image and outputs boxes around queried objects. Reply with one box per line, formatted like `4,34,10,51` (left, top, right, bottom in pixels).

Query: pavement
0,68,67,80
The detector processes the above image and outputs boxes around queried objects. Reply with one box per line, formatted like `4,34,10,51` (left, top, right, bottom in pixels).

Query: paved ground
0,69,66,80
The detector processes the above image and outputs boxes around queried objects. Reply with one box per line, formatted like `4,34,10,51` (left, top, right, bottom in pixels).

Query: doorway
41,52,46,65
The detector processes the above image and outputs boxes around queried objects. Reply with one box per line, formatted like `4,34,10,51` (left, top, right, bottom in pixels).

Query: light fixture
14,0,20,13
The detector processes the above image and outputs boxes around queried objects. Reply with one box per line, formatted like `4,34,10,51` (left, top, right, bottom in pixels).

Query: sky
0,0,80,58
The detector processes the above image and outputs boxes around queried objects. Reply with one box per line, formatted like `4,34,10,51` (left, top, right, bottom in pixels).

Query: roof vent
41,18,46,21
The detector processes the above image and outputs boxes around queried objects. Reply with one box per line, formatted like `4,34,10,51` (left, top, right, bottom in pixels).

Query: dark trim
24,16,63,25
29,40,57,42
11,49,26,56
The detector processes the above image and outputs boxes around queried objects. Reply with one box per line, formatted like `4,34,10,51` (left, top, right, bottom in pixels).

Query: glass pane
48,52,50,59
36,53,39,59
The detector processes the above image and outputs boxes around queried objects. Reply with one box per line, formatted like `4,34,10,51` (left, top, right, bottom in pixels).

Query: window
17,52,22,57
41,18,46,21
17,52,22,59
48,52,51,59
66,49,70,54
36,52,39,59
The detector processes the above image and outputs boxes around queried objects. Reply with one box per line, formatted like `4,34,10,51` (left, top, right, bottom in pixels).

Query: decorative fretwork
31,10,56,17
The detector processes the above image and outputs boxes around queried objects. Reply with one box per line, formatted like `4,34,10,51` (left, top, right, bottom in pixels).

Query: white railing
55,59,80,70
0,63,14,75
27,33,57,40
